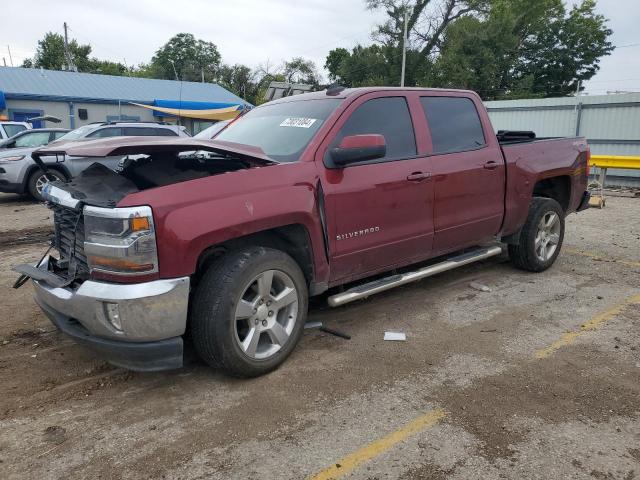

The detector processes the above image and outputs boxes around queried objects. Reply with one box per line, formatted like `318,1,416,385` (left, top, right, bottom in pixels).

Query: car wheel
508,197,565,272
27,169,67,201
191,246,308,377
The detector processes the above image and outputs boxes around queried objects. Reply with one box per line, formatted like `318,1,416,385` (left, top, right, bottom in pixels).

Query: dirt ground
0,192,638,480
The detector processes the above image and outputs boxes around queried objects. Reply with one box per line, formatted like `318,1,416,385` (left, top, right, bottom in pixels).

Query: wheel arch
532,175,571,213
192,223,323,295
22,163,71,192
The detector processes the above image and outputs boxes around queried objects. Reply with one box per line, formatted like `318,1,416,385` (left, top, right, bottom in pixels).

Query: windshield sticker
279,117,317,128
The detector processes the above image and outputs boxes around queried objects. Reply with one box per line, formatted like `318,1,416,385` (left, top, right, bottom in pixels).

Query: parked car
15,87,590,377
0,128,69,149
0,121,188,200
194,120,231,139
0,121,31,139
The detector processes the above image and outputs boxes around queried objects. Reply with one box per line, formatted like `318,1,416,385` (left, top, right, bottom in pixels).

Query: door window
420,97,485,154
14,131,51,147
87,127,123,138
331,97,416,162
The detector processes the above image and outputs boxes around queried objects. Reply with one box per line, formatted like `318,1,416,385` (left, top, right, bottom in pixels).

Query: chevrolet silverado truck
14,87,591,377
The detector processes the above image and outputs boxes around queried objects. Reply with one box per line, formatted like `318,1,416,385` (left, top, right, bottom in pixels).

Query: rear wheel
190,247,308,377
27,169,67,201
508,197,565,272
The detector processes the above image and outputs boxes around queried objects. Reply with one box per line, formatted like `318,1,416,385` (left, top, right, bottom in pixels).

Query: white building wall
5,99,162,129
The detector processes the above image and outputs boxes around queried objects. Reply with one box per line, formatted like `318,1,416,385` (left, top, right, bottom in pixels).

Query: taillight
586,148,591,176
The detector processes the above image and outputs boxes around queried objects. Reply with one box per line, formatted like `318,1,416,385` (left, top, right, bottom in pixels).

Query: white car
0,121,31,140
0,121,188,200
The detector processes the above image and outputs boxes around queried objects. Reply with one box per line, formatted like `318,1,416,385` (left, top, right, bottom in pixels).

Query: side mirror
330,134,386,167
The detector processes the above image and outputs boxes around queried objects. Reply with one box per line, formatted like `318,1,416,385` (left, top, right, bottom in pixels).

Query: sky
1,0,638,96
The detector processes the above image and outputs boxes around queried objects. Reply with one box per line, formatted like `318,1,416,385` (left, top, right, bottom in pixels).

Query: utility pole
7,46,13,67
400,9,408,87
63,22,76,71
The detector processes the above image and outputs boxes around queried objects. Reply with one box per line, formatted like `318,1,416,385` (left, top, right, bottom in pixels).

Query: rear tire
508,197,565,272
27,169,67,201
190,246,308,377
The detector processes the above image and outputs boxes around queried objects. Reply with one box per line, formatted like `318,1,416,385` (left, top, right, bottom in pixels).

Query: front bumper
28,257,189,371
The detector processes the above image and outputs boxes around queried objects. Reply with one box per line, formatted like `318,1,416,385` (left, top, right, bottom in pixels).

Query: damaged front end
12,137,275,371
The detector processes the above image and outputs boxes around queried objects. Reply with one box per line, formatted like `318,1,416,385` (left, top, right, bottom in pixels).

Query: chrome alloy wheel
35,172,63,196
535,211,561,262
234,269,299,360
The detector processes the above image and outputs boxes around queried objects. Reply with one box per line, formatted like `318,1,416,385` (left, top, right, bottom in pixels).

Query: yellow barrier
588,155,640,208
590,155,640,170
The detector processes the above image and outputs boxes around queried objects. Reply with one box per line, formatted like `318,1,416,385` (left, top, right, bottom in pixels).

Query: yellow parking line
308,408,446,480
565,248,640,268
535,293,640,359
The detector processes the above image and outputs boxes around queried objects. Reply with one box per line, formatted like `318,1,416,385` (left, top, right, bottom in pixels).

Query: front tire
191,247,308,377
508,197,565,272
27,169,67,201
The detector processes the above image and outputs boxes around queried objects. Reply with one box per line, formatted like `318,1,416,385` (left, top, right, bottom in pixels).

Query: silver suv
0,122,188,200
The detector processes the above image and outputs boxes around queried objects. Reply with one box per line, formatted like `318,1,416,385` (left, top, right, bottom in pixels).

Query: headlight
0,155,25,163
83,205,158,275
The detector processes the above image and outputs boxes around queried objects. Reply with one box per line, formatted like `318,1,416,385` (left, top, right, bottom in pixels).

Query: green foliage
22,32,92,71
150,33,221,82
327,0,613,99
282,57,320,85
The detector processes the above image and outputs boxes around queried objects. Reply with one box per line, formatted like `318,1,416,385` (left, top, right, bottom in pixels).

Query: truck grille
50,203,89,277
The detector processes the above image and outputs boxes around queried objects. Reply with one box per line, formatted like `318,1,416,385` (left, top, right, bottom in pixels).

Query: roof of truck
267,86,479,104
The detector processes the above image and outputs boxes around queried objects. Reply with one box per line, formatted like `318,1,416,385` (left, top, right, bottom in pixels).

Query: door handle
406,172,431,182
483,161,499,170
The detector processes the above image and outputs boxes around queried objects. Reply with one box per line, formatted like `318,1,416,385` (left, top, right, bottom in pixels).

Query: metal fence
485,93,640,186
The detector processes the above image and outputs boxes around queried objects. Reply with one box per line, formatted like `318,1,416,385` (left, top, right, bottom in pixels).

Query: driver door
317,93,434,284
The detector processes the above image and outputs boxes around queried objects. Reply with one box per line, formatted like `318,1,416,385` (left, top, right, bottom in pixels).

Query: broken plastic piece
384,331,406,341
469,281,491,292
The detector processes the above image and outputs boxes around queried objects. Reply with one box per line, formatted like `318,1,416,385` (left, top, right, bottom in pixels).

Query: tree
515,0,613,97
367,0,487,56
282,57,320,85
429,0,613,98
150,33,221,82
22,32,92,71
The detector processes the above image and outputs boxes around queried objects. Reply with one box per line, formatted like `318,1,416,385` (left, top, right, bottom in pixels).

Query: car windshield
55,125,96,142
3,124,27,137
215,99,341,162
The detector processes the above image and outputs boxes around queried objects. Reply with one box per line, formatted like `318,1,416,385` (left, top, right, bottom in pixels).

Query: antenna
6,45,13,67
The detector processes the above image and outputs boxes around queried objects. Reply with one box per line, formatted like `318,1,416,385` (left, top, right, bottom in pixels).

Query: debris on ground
383,331,407,341
320,326,351,340
43,426,66,445
304,321,322,329
469,281,492,292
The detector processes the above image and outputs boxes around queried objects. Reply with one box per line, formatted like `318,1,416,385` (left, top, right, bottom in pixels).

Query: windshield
3,124,27,137
55,125,96,142
215,99,341,162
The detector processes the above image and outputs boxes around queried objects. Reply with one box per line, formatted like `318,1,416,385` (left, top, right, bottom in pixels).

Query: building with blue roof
0,66,249,134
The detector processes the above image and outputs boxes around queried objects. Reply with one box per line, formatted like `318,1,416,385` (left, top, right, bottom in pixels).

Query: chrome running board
327,245,503,307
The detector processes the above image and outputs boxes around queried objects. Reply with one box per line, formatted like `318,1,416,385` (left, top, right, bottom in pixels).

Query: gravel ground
0,192,638,480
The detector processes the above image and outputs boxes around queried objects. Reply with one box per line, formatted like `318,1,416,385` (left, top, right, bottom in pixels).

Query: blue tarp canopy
0,91,6,110
152,99,241,118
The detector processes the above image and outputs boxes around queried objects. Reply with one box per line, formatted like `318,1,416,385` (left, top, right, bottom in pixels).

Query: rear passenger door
419,95,505,253
319,94,434,283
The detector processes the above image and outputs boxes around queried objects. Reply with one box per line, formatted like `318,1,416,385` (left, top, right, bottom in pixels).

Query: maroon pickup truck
15,87,590,376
